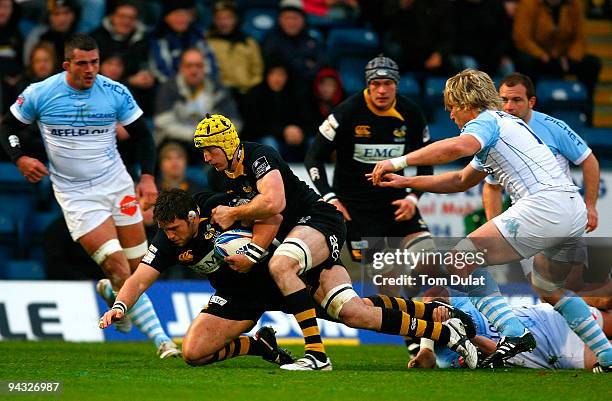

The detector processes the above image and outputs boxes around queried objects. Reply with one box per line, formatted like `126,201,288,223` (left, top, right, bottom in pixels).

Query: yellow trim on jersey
363,89,405,121
224,145,246,179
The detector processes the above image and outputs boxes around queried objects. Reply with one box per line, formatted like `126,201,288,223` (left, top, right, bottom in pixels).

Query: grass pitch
0,342,609,401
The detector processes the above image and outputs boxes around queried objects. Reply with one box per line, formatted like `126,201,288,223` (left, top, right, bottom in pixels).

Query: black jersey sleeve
0,111,31,163
142,232,175,272
247,145,283,181
123,116,156,175
304,134,336,200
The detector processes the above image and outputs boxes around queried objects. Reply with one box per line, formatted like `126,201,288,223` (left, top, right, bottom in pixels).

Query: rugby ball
213,228,253,258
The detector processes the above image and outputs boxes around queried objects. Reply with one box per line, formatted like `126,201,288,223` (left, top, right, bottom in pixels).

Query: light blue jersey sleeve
530,111,591,165
103,78,143,125
10,84,39,124
461,112,499,152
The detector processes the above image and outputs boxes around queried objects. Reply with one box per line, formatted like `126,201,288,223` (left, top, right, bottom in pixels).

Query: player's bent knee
123,241,148,260
531,269,565,292
91,239,123,265
273,238,313,275
182,344,214,366
268,255,301,278
322,284,359,322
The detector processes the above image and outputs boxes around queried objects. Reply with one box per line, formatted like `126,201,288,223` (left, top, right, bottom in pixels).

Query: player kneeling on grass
100,189,480,369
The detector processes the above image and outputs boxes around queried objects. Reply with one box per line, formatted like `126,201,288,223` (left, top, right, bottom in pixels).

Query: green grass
0,342,609,401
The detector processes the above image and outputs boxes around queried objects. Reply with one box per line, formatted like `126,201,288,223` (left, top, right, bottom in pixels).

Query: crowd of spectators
0,0,606,168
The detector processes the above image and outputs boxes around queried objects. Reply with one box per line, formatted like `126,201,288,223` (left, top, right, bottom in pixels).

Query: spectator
149,0,218,83
513,0,601,124
100,54,125,81
303,0,360,25
154,48,240,164
305,67,344,137
242,60,307,162
261,0,325,102
91,0,155,115
9,42,59,163
206,0,263,113
0,0,23,114
23,0,80,68
383,0,455,78
450,0,515,77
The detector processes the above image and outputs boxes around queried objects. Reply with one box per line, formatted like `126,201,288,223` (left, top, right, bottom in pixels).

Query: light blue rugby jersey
487,111,591,186
436,293,584,369
10,72,143,189
463,110,577,202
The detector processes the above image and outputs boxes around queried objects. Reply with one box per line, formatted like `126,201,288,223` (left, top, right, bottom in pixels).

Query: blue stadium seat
536,79,588,111
327,28,380,65
428,108,459,140
0,162,30,190
24,211,61,261
424,77,447,107
0,212,18,261
186,166,209,189
242,8,278,43
397,74,421,98
0,260,45,280
337,57,368,95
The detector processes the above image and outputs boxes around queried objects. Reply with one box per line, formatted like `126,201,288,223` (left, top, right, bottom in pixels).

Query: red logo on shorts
120,195,138,216
17,96,24,107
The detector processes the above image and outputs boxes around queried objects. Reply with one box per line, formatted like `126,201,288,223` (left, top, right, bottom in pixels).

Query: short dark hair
154,189,199,224
500,73,536,99
64,33,98,61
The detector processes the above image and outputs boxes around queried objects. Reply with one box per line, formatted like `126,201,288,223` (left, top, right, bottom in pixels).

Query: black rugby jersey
209,142,322,234
305,90,433,204
143,192,281,298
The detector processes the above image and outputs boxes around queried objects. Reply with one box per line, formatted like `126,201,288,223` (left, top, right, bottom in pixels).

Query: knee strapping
91,239,123,265
531,269,566,292
321,284,359,320
123,241,148,260
274,238,312,275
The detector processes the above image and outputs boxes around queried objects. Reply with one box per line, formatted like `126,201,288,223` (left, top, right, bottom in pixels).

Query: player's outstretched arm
99,264,160,329
0,112,48,183
371,164,487,194
369,136,482,185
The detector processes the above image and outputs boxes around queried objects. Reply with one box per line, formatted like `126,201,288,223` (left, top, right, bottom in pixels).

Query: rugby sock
379,308,449,344
466,268,526,337
206,337,262,364
285,288,326,362
366,295,435,318
554,293,612,367
126,292,172,348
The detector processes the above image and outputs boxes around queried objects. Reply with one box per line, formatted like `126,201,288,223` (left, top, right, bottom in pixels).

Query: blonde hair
444,69,503,112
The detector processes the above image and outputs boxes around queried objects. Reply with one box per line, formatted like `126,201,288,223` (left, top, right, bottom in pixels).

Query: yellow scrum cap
193,113,240,159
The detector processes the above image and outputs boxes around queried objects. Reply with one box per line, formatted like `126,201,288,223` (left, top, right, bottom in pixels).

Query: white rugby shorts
493,190,587,263
54,168,143,240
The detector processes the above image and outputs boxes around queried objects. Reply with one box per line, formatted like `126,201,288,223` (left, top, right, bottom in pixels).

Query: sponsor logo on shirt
354,125,371,138
252,156,271,179
393,125,406,138
179,250,194,262
119,195,138,216
353,144,404,163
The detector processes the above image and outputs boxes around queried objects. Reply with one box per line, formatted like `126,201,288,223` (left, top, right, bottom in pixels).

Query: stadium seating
424,77,448,107
242,8,278,43
397,74,421,98
337,57,368,95
326,27,380,65
0,211,18,261
186,166,209,189
0,259,45,280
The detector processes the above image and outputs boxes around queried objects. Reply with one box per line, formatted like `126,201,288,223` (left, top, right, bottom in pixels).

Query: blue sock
555,293,612,367
127,292,172,348
466,268,526,337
